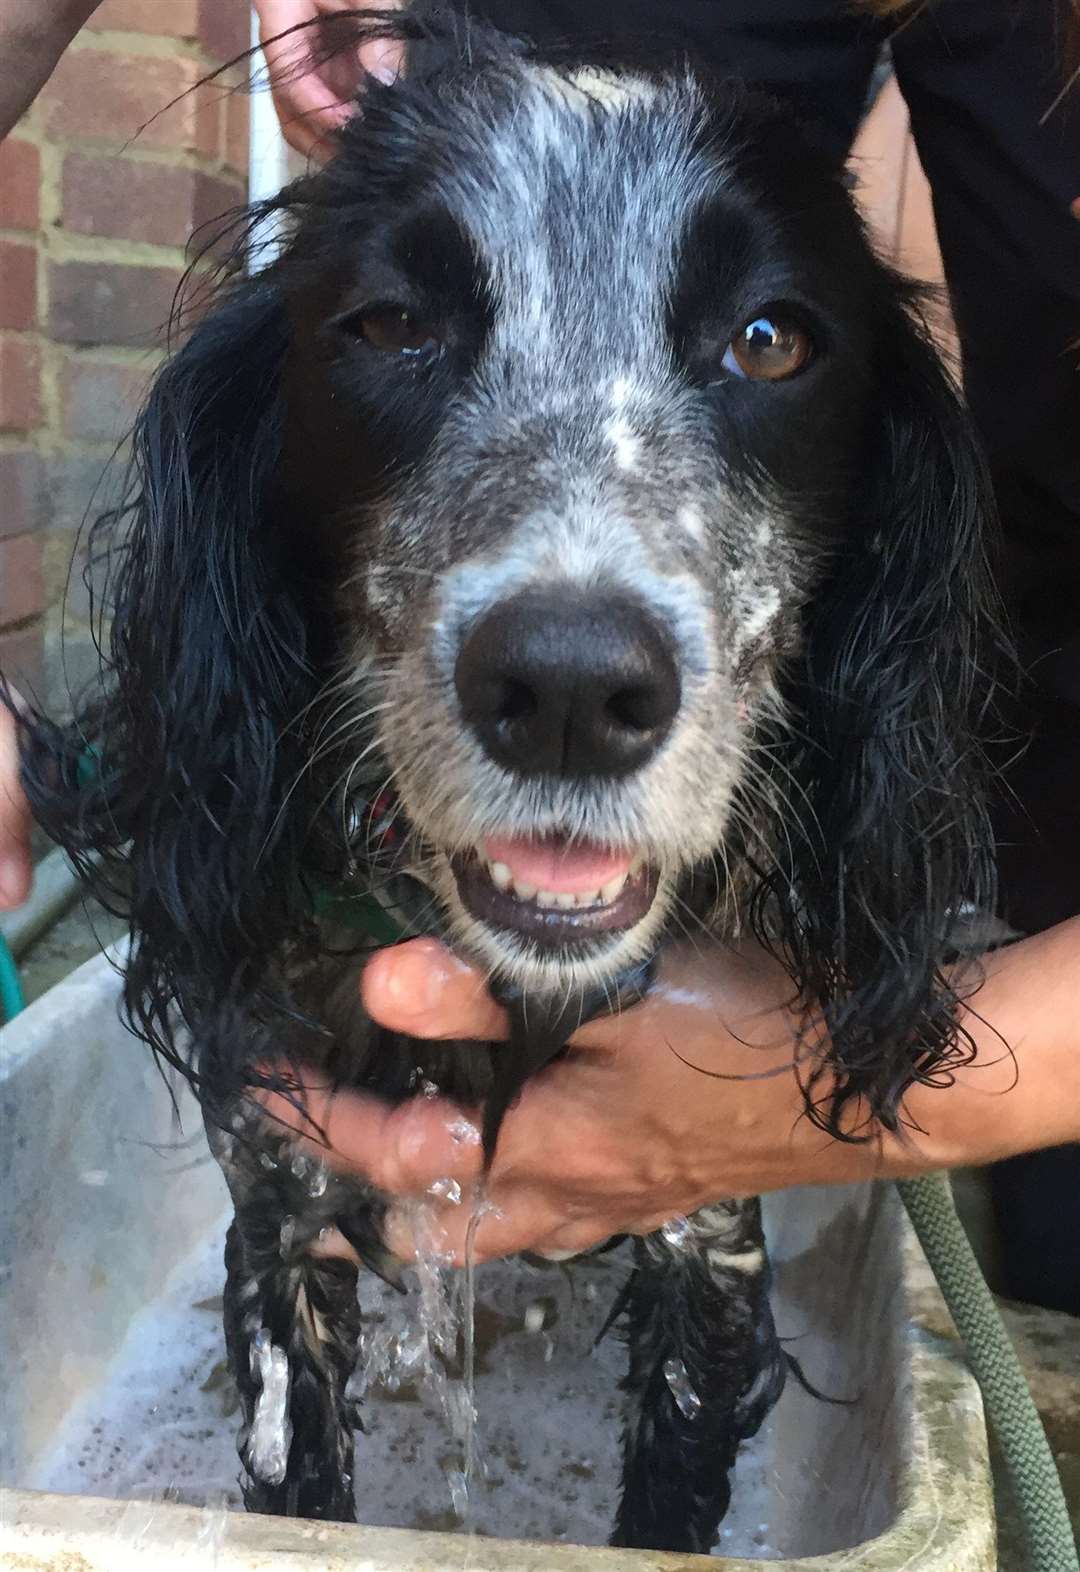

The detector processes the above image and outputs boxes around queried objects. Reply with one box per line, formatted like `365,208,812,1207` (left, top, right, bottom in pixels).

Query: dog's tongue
482,834,635,895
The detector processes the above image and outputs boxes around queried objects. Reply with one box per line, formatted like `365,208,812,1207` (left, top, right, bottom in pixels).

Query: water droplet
660,1215,693,1249
445,1466,469,1517
258,1152,276,1171
248,1330,292,1483
428,1176,462,1205
448,1117,480,1146
663,1356,702,1420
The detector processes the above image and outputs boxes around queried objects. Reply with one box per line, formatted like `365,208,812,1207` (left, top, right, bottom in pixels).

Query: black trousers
468,0,1080,1312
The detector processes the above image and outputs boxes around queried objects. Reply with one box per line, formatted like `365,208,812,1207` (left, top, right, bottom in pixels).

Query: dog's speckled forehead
438,64,714,367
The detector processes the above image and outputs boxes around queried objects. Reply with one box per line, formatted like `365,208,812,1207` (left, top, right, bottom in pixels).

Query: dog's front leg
223,1203,364,1521
611,1197,786,1553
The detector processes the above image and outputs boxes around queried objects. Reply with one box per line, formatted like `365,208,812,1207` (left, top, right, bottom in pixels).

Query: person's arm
0,702,30,907
261,920,1080,1266
0,0,103,142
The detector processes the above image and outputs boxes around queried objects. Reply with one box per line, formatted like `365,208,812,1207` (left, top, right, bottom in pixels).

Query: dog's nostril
455,588,681,779
499,679,538,723
606,686,665,733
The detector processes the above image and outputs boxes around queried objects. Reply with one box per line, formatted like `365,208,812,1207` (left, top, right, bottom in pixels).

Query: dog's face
17,29,994,1133
280,63,900,991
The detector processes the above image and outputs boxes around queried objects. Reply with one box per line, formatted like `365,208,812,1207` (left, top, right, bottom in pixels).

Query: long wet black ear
764,286,1003,1139
12,277,321,1108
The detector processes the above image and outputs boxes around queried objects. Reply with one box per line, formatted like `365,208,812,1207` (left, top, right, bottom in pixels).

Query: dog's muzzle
449,586,678,946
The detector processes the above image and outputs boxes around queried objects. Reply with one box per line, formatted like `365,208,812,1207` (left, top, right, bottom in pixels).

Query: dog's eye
722,315,812,381
346,305,440,356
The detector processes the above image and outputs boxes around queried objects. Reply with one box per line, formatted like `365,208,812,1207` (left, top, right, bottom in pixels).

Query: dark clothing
468,0,1080,1310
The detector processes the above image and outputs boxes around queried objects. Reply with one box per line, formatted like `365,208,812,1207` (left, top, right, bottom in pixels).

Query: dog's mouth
450,833,658,947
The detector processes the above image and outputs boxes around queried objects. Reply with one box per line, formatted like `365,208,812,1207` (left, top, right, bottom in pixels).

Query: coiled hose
0,931,24,1023
898,1172,1078,1571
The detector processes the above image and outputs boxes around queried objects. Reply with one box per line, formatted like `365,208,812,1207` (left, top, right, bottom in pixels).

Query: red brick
0,535,44,628
0,338,42,432
89,0,250,60
48,260,180,348
46,452,126,535
44,49,222,158
0,622,45,699
0,141,40,232
225,90,250,177
0,450,46,539
88,0,200,38
61,356,149,443
0,243,37,332
197,0,251,64
61,155,245,250
63,154,191,247
192,169,247,250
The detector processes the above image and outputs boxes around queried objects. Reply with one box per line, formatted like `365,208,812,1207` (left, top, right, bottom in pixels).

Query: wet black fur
9,12,1000,1552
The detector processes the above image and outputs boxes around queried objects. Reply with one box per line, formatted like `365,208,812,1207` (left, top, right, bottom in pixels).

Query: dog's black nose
455,589,681,778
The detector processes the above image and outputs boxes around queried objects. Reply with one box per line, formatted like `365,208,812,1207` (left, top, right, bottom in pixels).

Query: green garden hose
897,1172,1079,1571
0,930,25,1023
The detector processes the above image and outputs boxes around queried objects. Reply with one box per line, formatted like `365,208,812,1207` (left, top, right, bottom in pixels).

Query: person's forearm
1,0,102,141
903,916,1080,1168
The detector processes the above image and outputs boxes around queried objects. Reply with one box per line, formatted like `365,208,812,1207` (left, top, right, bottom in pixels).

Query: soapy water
663,1356,703,1421
248,1330,291,1486
27,1214,779,1553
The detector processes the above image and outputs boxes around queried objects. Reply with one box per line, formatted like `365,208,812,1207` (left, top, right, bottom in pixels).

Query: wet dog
14,14,998,1550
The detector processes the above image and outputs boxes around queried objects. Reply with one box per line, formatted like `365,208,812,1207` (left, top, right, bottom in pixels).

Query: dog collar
310,882,407,945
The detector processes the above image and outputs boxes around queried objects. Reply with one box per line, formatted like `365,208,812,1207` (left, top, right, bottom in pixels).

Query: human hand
262,936,960,1269
0,697,31,910
253,0,404,159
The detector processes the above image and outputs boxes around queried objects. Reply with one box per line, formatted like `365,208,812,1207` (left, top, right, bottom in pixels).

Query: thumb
361,937,509,1040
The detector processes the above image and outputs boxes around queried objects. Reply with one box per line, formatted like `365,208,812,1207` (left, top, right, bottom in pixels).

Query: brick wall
0,0,250,710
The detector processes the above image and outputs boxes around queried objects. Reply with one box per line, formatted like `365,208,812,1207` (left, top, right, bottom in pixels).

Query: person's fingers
361,938,510,1040
362,935,659,1048
384,1186,616,1267
258,1074,485,1193
0,698,31,909
257,0,405,160
270,82,350,159
357,32,405,84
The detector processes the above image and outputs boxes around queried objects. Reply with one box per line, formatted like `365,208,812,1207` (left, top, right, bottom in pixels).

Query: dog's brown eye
723,315,811,381
353,306,439,356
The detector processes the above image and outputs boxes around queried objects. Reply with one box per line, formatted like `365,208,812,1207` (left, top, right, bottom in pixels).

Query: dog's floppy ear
767,287,1002,1138
15,279,320,1102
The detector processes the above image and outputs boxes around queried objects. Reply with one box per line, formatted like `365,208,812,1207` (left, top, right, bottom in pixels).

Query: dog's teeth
489,860,513,892
536,888,558,908
575,890,598,907
628,855,644,878
599,873,627,904
513,879,538,901
555,892,577,909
